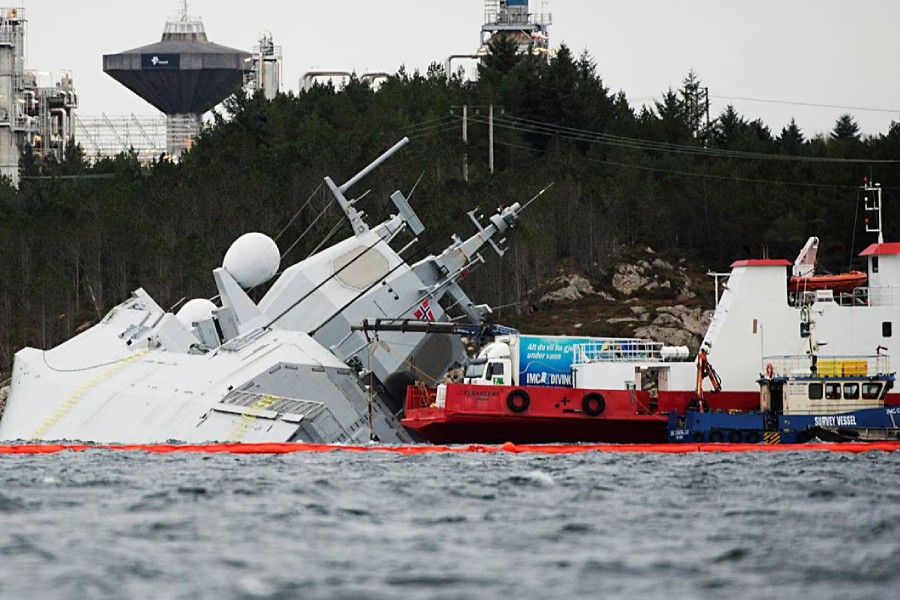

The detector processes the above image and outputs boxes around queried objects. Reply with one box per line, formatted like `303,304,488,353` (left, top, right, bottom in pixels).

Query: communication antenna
861,179,884,244
179,0,189,20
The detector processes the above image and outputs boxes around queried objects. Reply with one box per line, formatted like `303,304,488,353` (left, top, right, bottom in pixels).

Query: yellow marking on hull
226,395,281,443
30,349,150,440
764,431,781,445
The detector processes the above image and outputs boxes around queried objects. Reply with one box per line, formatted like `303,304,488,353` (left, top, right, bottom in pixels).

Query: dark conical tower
103,2,250,156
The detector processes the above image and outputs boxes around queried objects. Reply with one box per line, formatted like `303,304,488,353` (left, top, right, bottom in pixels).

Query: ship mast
862,179,884,244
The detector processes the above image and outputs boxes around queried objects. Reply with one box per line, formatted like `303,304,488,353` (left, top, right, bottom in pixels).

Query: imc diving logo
524,372,572,386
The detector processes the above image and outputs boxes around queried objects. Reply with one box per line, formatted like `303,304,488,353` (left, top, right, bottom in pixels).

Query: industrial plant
0,1,552,185
103,3,268,158
0,7,78,187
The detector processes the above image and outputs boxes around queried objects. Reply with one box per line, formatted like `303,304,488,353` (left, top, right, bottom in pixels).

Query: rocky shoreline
528,249,714,352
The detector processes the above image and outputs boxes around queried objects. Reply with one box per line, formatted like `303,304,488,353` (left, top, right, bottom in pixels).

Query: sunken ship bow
0,138,527,444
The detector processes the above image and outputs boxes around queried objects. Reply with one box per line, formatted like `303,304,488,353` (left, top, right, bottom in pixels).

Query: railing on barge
762,354,892,378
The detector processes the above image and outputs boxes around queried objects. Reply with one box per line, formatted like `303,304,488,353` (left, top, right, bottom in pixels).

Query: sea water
1,449,899,599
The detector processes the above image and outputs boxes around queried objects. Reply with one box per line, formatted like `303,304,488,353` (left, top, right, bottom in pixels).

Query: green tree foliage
0,50,896,378
832,113,861,141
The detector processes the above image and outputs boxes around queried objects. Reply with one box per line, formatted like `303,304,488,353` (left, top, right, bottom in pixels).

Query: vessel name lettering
813,415,858,427
463,390,499,399
888,408,900,415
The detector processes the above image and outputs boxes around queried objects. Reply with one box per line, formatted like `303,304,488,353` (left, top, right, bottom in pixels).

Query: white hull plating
1,290,408,444
0,138,529,443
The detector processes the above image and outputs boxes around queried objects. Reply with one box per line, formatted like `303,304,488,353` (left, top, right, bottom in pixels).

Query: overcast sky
20,0,900,137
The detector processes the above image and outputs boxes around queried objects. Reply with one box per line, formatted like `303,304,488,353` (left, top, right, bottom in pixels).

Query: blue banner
517,336,594,387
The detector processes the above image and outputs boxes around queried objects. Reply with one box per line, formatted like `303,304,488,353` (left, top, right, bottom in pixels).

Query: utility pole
462,104,468,183
703,87,710,140
488,104,494,175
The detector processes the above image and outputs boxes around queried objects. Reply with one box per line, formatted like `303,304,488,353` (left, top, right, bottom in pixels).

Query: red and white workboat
403,181,900,443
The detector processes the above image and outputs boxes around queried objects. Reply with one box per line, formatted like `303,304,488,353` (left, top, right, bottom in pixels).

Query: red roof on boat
730,259,791,268
860,243,900,257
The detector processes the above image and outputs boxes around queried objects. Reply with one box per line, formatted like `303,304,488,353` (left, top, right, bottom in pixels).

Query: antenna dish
175,298,216,326
223,232,280,288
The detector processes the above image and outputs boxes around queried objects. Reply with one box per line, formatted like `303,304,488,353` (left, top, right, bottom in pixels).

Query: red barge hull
403,384,900,444
402,384,759,444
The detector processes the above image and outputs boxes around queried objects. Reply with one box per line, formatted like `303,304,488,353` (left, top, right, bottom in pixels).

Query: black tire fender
709,430,725,443
728,430,743,443
582,393,606,417
506,389,530,413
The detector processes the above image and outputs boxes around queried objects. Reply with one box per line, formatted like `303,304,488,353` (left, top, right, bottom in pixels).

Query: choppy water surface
1,449,899,599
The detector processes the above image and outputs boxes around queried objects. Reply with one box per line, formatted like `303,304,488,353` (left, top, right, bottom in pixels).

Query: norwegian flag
413,298,435,321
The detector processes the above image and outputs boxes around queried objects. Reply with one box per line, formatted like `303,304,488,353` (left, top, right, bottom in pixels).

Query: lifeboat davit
789,270,867,294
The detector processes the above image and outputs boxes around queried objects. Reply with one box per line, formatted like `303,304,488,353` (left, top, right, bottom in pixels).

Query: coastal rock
651,258,673,271
607,317,639,324
539,274,596,305
634,325,696,348
657,306,713,337
596,290,616,302
651,312,682,328
630,306,650,321
0,383,8,415
677,273,697,300
612,264,649,296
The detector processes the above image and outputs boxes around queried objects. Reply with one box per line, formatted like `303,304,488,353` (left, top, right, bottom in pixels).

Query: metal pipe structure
339,137,409,193
444,54,480,81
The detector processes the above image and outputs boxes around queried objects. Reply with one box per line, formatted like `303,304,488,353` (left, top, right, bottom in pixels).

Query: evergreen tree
777,118,805,154
832,114,861,141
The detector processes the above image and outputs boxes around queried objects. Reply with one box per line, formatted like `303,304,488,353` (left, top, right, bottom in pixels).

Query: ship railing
798,286,900,307
573,339,664,364
762,354,892,378
850,286,900,307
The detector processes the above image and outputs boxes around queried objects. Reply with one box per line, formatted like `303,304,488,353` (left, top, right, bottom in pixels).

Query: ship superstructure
700,182,899,407
0,139,526,443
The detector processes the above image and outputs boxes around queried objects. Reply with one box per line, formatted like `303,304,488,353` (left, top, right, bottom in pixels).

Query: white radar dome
176,298,217,327
222,232,280,288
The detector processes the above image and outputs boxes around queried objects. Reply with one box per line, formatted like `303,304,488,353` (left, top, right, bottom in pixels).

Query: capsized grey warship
0,138,527,443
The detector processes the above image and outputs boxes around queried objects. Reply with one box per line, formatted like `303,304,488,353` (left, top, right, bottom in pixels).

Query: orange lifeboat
788,270,867,294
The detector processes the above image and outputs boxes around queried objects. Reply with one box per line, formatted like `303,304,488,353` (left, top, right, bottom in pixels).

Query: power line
471,113,900,164
710,94,900,114
493,139,864,189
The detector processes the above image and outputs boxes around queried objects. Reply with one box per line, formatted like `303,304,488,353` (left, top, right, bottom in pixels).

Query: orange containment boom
1,441,899,455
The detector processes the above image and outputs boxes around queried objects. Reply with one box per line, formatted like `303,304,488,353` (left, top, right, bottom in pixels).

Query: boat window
872,257,879,274
808,383,823,400
824,383,841,400
883,322,892,338
862,382,883,400
843,383,860,400
464,360,487,379
489,362,505,376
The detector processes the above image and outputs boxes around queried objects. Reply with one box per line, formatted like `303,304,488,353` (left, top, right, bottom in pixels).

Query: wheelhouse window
824,383,842,400
872,256,879,273
464,360,487,379
489,362,505,376
843,383,860,400
862,382,883,400
808,383,824,400
883,322,892,337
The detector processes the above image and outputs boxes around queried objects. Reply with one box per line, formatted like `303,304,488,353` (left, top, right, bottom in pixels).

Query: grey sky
20,1,900,137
